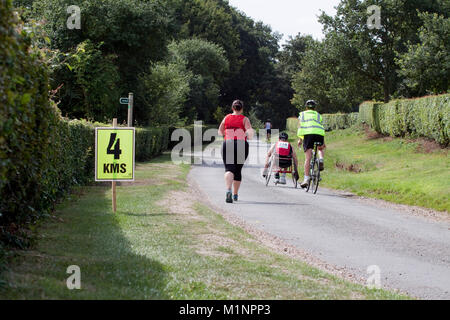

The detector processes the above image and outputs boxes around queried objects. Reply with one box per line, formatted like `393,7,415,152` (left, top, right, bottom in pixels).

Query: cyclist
297,100,326,188
263,132,299,185
265,120,272,141
218,100,254,203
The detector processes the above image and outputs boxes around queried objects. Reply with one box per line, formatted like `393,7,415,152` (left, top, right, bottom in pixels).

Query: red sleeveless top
276,141,292,157
224,114,247,141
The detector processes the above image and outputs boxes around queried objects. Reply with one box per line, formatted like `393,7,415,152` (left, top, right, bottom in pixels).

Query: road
189,139,450,299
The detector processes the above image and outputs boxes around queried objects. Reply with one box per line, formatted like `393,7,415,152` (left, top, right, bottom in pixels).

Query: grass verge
289,126,449,212
0,154,406,299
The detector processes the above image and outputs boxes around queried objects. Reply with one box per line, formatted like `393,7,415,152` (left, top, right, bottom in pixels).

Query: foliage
0,0,170,241
29,0,173,122
212,106,225,125
51,40,120,121
318,0,446,103
322,113,359,131
135,127,170,162
397,13,450,96
287,114,359,132
1,0,56,231
291,37,371,114
277,34,315,79
246,108,264,130
359,94,449,146
291,0,448,113
138,61,191,126
167,39,229,123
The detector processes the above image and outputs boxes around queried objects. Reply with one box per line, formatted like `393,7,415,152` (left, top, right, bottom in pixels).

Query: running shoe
226,191,233,203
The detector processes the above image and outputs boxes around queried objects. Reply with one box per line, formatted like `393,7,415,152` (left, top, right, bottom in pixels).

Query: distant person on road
218,100,254,203
263,132,299,185
297,100,326,188
265,120,272,141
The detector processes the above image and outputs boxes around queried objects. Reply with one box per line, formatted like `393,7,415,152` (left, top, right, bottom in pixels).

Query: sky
227,0,341,45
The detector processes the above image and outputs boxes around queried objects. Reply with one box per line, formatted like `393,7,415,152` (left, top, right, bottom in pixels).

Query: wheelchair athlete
262,132,299,185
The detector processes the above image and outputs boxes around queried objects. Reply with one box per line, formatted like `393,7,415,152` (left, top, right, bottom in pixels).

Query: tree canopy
11,0,450,126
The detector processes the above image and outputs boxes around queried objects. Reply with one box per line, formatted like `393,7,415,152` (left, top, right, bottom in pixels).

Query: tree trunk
383,79,390,103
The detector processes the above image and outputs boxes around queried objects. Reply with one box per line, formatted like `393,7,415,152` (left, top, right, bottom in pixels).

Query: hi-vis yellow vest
297,110,325,138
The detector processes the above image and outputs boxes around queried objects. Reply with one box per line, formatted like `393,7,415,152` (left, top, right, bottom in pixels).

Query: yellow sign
95,128,135,181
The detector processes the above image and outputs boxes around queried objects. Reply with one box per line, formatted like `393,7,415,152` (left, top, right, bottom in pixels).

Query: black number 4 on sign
107,133,122,160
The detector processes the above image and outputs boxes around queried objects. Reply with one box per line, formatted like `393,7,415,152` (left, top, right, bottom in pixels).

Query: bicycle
305,142,322,194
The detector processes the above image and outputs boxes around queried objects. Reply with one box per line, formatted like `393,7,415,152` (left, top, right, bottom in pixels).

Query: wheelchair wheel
292,171,298,189
265,161,273,187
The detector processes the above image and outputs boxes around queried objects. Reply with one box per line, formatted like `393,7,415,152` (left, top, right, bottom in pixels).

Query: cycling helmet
305,100,317,108
279,132,289,141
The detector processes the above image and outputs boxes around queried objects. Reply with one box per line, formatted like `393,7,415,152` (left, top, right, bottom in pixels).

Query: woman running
218,100,254,203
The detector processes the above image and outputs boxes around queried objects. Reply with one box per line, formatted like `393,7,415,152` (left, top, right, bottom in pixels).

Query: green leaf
21,93,31,105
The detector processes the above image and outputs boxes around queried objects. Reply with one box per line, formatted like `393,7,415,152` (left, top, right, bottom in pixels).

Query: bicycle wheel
305,167,312,192
313,160,320,194
306,152,315,192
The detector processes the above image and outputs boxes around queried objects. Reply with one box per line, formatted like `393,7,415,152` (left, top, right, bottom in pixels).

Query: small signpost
120,93,134,127
95,119,135,213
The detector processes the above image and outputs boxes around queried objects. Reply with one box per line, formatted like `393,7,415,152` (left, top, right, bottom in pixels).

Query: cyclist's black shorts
266,129,272,135
222,140,249,182
302,134,324,152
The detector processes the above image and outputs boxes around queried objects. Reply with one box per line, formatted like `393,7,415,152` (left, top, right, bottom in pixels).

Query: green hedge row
286,113,359,133
168,124,217,149
322,113,359,131
359,94,449,146
136,127,170,161
0,0,170,239
1,0,59,233
1,112,169,243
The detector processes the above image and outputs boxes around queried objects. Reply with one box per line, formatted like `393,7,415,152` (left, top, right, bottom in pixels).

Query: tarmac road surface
189,139,450,299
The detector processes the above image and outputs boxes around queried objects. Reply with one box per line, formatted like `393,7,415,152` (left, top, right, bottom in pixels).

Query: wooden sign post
127,93,133,127
112,118,117,213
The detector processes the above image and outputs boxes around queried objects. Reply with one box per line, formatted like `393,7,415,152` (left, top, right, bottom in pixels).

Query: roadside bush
322,113,359,131
1,0,58,230
0,0,170,240
359,94,449,146
135,127,170,161
168,124,217,149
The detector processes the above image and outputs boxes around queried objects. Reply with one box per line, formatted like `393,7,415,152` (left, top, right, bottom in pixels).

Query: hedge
286,113,359,133
168,124,217,149
322,113,359,131
359,95,449,146
1,0,60,232
2,115,169,244
136,126,170,161
0,1,171,242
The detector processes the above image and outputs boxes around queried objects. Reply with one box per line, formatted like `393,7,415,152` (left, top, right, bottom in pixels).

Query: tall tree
167,39,229,122
319,0,445,102
397,13,450,96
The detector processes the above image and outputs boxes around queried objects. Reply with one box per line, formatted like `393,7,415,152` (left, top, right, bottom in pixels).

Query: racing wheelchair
265,154,298,188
